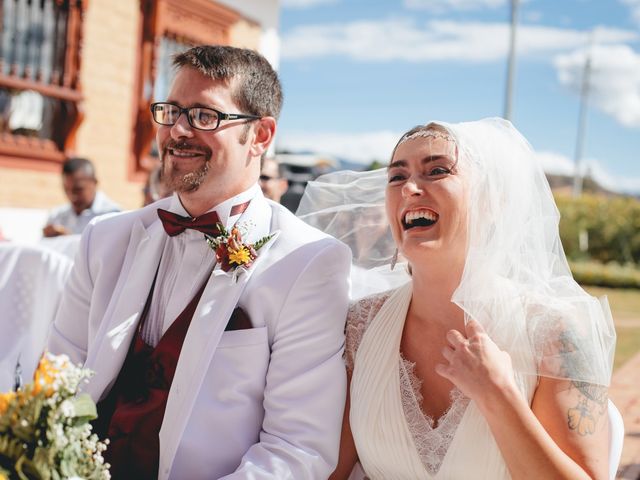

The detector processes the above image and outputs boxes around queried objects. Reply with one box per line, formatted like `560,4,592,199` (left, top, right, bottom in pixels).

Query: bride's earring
390,248,398,271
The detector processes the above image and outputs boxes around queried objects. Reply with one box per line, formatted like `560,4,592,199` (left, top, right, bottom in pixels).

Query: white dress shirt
142,184,260,347
46,191,121,235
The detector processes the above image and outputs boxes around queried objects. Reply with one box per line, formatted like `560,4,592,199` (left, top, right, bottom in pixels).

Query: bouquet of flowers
0,353,110,480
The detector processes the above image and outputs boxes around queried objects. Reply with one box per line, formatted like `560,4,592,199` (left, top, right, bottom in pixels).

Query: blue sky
275,0,640,193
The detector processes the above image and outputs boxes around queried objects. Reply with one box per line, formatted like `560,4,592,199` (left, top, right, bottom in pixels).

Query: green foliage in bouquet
0,353,110,480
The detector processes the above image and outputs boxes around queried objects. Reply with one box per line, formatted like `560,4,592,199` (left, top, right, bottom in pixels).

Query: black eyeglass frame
150,102,262,131
260,174,280,182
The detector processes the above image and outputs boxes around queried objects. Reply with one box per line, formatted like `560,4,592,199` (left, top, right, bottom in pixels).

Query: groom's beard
161,140,212,193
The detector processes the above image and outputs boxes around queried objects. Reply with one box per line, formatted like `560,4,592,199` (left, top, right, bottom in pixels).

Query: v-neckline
398,354,471,475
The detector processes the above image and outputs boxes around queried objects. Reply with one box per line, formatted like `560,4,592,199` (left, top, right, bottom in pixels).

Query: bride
298,118,615,479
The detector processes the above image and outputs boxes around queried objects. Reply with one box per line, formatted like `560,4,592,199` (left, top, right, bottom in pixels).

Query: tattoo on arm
566,381,607,436
558,332,608,436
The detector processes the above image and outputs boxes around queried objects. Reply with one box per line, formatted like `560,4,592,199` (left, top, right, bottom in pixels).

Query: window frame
129,0,240,180
0,0,86,172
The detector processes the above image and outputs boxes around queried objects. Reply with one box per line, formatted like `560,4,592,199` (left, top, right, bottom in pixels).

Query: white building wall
216,0,281,69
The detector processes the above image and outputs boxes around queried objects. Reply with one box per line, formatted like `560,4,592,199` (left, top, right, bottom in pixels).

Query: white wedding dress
346,283,538,480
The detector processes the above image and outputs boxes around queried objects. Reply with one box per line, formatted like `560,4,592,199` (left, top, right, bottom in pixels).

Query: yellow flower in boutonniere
228,246,252,266
205,222,274,273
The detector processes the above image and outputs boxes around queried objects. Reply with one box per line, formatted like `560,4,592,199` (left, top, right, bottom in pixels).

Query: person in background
259,155,288,203
42,157,121,237
143,164,173,206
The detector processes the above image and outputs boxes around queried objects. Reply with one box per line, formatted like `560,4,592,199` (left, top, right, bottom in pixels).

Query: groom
47,45,351,479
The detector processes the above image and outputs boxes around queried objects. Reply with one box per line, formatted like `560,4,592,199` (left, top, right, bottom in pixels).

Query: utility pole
504,0,519,121
573,33,595,198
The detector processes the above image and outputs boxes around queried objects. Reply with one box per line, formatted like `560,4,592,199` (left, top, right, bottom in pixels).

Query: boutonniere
205,222,274,275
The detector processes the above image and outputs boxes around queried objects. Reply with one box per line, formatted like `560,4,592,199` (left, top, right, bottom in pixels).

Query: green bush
556,193,640,265
569,260,640,289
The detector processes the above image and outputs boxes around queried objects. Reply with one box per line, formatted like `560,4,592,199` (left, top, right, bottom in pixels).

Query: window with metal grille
0,0,84,170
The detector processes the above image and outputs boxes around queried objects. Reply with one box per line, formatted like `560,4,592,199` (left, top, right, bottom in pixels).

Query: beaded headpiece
398,128,455,147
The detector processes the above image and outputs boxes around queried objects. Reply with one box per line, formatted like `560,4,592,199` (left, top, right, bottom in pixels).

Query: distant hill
545,173,631,198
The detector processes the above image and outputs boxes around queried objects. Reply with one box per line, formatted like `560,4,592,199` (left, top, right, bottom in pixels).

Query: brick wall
1,0,263,213
73,0,142,210
0,0,142,211
0,168,66,208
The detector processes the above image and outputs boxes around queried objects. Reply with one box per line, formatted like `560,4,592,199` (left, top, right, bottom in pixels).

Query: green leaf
253,234,274,251
69,394,97,423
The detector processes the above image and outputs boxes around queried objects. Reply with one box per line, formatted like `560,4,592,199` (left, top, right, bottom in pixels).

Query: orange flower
32,356,63,397
0,391,16,415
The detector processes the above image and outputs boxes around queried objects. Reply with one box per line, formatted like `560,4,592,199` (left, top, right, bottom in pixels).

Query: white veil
296,169,411,301
297,117,615,386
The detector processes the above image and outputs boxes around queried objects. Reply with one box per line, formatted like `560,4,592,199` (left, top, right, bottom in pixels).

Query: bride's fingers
445,329,466,347
464,317,485,337
434,363,452,380
441,346,455,362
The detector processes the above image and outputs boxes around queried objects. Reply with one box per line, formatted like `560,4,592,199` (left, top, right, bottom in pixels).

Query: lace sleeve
345,291,392,373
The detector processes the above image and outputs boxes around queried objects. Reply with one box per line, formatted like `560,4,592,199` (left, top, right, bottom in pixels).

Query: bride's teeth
404,209,438,225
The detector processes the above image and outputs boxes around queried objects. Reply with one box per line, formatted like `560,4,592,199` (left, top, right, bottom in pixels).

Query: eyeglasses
260,174,279,182
150,102,261,131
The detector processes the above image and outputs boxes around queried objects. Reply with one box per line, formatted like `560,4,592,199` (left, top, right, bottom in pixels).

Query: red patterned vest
95,280,207,480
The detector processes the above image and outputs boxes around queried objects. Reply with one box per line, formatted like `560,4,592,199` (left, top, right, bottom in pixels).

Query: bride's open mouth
402,208,439,230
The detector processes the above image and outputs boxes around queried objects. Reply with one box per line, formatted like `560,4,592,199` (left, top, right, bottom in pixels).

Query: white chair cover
0,243,73,390
608,399,625,480
39,234,82,260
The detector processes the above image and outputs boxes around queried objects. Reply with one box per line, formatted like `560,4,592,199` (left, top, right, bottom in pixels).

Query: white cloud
521,151,640,193
621,0,640,25
404,0,505,12
279,130,402,164
279,132,640,193
536,151,576,176
554,44,640,128
281,0,338,8
523,10,543,22
281,18,638,62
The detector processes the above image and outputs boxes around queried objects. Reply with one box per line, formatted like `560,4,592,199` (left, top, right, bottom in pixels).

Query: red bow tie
157,209,222,237
157,201,250,237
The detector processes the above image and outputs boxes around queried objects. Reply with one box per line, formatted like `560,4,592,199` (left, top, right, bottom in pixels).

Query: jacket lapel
158,196,279,479
84,218,166,401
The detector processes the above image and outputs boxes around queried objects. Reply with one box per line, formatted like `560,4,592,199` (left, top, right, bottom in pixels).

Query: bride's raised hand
435,318,518,409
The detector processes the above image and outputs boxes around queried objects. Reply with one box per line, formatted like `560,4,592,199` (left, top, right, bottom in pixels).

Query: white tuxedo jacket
47,193,351,479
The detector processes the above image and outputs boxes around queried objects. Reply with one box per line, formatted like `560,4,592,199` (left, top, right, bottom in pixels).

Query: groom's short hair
173,45,283,120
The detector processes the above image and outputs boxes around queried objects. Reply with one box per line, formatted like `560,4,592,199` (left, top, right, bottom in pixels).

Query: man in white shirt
42,157,121,237
48,45,351,480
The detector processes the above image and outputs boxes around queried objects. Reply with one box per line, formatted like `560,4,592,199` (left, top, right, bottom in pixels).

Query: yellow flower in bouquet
0,353,110,479
0,393,15,416
31,355,64,398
